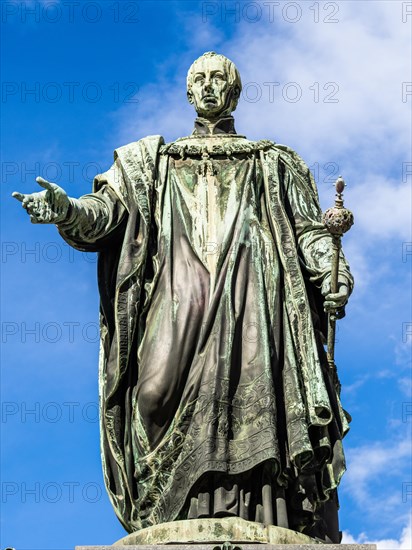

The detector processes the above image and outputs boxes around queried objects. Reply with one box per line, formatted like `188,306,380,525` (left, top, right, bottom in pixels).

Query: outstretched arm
13,169,127,252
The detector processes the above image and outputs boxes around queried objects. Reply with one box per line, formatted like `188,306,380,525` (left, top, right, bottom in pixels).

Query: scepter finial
335,175,345,196
323,176,354,236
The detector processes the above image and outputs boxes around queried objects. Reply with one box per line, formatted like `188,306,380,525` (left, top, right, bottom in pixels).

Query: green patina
13,52,354,545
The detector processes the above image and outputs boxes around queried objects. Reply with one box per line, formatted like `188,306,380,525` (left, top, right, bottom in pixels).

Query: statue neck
193,116,237,136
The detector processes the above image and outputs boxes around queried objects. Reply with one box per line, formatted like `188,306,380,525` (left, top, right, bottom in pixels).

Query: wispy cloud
342,516,412,550
342,434,411,537
345,176,411,242
114,1,411,240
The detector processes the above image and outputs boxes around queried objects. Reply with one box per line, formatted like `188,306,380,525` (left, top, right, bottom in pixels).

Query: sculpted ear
232,85,241,100
187,90,194,105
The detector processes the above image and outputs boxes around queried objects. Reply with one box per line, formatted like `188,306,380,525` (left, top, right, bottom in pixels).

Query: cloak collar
193,116,237,136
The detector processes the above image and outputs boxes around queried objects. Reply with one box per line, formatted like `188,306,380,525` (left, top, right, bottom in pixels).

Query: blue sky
1,1,411,548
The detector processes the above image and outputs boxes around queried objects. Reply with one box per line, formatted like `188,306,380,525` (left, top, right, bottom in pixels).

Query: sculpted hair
186,51,242,113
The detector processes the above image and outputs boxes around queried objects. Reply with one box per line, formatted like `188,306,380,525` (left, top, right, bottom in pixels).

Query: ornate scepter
322,176,354,394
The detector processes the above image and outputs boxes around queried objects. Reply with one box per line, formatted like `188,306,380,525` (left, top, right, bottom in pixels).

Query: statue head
187,52,242,119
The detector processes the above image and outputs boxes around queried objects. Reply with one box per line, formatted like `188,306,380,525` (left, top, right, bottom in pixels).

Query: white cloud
395,333,412,365
113,1,411,243
342,516,412,550
344,438,410,500
343,176,411,242
343,374,370,396
228,1,411,162
394,333,412,396
112,81,194,145
341,435,412,539
339,238,373,294
397,375,412,398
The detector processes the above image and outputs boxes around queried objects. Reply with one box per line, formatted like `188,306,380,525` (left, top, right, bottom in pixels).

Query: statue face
189,57,232,118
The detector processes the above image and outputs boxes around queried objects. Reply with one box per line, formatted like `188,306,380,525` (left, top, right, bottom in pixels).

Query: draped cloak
58,134,353,541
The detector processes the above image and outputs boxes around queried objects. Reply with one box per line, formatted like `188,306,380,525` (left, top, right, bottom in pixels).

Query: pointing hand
12,177,71,224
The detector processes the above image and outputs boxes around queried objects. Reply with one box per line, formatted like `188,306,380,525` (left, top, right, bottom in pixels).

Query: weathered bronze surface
13,52,354,544
322,177,354,393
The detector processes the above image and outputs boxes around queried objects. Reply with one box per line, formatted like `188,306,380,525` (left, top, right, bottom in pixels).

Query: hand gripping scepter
322,176,354,395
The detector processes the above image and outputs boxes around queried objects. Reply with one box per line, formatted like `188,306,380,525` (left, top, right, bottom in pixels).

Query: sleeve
57,159,127,252
280,153,354,296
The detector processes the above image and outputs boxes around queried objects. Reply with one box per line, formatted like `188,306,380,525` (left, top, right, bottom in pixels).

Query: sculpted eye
194,75,204,84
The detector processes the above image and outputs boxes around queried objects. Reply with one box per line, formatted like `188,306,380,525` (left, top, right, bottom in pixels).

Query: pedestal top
75,517,376,550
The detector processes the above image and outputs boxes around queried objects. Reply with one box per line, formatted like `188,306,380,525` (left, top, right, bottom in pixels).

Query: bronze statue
13,52,353,543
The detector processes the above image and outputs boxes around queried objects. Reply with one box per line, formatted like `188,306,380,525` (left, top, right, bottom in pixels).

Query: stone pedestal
75,518,376,550
78,546,375,550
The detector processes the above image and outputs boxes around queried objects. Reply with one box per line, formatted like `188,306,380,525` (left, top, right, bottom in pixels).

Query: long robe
58,133,353,541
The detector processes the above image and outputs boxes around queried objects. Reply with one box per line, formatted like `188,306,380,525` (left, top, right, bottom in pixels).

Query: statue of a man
13,52,353,543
